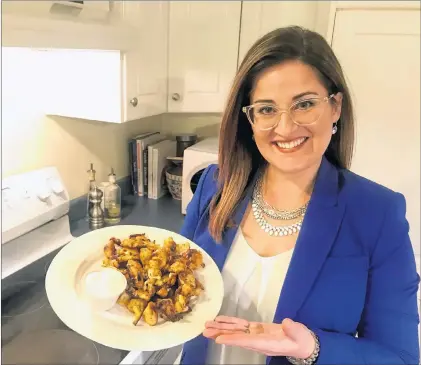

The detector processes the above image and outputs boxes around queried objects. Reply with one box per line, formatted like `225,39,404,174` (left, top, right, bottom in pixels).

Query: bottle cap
108,168,116,184
87,163,96,182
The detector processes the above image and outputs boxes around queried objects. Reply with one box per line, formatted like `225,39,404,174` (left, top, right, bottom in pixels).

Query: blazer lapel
273,158,345,323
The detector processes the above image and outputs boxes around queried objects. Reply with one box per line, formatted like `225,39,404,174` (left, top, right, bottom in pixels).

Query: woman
179,26,420,365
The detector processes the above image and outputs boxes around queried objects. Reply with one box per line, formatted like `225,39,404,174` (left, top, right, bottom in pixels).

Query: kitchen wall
160,113,221,139
2,111,162,200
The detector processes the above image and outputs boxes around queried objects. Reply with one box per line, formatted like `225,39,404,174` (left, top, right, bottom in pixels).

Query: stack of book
128,132,176,199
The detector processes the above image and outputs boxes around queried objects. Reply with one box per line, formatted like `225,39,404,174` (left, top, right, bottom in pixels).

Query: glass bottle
86,163,96,221
104,168,121,224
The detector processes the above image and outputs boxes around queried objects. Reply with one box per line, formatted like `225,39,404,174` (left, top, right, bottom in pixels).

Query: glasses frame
242,94,335,131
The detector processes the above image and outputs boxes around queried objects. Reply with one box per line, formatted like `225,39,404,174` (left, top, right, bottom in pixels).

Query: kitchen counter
70,194,186,238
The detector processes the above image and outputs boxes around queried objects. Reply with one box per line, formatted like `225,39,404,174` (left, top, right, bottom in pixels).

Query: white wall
160,113,221,139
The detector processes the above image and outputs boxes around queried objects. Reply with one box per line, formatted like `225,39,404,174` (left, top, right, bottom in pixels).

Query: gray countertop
70,194,186,238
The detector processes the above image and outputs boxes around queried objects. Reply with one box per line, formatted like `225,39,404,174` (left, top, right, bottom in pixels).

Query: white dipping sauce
84,268,127,311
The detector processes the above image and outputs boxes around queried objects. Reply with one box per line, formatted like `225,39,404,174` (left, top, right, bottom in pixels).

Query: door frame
326,0,421,45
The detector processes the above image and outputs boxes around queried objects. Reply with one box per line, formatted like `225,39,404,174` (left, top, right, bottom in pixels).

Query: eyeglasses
242,94,335,131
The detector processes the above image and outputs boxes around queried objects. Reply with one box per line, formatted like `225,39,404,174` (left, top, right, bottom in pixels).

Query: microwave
181,138,219,214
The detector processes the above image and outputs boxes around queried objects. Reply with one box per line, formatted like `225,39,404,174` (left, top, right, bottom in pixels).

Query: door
168,1,241,113
121,1,168,122
332,8,421,254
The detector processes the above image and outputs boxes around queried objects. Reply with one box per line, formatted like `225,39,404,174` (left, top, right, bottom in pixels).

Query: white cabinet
40,1,168,123
238,1,320,64
120,1,168,122
167,1,241,113
329,2,421,254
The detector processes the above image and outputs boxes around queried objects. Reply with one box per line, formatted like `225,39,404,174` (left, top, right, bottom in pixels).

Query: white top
206,228,294,365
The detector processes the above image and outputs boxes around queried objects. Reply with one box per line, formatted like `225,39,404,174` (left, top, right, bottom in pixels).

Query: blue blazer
179,157,420,365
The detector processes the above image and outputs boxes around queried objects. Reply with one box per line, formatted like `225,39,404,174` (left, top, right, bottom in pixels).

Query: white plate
45,225,224,351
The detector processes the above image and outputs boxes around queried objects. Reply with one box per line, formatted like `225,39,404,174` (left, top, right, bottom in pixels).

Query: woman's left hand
203,316,316,359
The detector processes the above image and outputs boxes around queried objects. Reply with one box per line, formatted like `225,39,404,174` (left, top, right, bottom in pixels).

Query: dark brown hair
209,26,355,242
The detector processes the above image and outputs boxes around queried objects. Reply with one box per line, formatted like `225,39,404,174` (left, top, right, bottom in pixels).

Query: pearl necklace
251,173,308,237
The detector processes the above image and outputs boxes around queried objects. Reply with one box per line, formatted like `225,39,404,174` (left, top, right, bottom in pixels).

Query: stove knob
37,188,51,201
50,178,64,194
2,187,12,207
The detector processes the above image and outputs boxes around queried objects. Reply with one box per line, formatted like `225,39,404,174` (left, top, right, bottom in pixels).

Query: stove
1,167,181,365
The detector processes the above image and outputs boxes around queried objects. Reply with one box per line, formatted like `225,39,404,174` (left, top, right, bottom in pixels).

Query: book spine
137,140,143,196
143,148,149,197
148,145,154,198
129,139,138,195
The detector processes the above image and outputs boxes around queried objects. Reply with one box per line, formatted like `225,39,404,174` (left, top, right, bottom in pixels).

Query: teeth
276,137,306,149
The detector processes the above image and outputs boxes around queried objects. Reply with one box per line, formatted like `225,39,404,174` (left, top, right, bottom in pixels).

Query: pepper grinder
89,186,104,230
86,163,96,221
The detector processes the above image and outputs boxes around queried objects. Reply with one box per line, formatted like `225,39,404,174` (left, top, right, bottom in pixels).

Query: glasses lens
249,104,279,130
290,98,326,125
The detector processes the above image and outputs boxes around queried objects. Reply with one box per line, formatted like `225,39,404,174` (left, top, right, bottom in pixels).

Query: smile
274,137,308,151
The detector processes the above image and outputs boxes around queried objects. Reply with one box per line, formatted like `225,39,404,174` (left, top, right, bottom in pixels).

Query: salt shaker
89,186,104,230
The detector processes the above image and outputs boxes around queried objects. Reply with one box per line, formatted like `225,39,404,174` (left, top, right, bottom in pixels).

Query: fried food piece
156,286,170,298
174,292,190,314
185,249,205,270
147,267,162,281
164,273,177,286
127,259,143,280
153,249,169,269
128,287,152,301
169,260,187,274
179,283,193,297
143,302,158,326
175,242,190,255
102,258,119,268
126,259,144,289
117,291,131,307
116,247,139,262
127,299,147,325
124,234,155,248
104,239,118,259
145,241,160,251
121,238,142,249
156,299,182,322
163,237,176,252
139,248,153,266
144,279,157,297
178,270,197,288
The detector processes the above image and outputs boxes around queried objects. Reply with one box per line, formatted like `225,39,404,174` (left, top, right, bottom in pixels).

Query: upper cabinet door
120,1,168,122
238,1,319,64
41,1,168,123
168,1,241,113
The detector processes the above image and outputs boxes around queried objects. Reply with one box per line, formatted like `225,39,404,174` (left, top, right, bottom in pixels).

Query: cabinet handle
171,93,181,101
130,97,138,107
